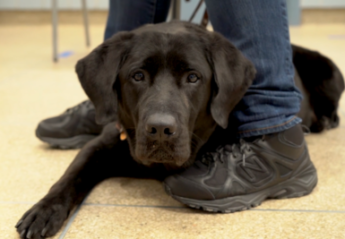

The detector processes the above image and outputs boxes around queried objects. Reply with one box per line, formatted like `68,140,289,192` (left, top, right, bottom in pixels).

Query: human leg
104,0,171,40
207,0,302,138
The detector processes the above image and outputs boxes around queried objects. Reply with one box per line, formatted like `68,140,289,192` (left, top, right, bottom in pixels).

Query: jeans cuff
237,116,302,138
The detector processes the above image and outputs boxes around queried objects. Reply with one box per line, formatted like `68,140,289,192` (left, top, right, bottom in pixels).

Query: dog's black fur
16,22,344,239
293,44,344,132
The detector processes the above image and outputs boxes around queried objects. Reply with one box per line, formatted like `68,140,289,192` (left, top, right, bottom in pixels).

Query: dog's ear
207,32,256,129
75,32,134,125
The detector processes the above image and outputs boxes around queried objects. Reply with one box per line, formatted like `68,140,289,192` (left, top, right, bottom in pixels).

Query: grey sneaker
164,124,318,213
35,100,103,149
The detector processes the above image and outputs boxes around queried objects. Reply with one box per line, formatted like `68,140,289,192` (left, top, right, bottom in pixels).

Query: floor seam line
58,194,90,239
250,208,345,213
82,203,345,213
83,203,185,209
58,204,82,239
2,201,345,214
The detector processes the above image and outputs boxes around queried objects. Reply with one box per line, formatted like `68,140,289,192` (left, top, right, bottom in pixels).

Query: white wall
301,0,345,8
0,0,109,10
1,0,345,10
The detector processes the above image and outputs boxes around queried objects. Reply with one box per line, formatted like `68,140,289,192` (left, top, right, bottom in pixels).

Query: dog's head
76,22,256,168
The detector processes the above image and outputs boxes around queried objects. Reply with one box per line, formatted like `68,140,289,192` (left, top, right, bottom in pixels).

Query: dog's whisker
191,132,204,144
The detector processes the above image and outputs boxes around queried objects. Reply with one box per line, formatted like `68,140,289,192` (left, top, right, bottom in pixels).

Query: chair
174,0,208,27
51,0,207,62
51,0,90,62
187,0,208,27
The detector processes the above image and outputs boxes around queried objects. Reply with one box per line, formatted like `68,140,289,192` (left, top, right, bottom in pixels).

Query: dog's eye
133,72,145,81
187,74,199,83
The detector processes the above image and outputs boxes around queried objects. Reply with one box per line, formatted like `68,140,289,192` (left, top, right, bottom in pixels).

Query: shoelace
201,139,252,167
65,100,93,114
231,139,251,166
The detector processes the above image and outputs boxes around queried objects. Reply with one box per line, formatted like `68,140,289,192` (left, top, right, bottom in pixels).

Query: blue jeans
104,0,171,40
104,0,302,138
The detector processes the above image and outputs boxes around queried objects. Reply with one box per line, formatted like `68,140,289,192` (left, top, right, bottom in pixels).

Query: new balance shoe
164,124,318,213
35,100,103,149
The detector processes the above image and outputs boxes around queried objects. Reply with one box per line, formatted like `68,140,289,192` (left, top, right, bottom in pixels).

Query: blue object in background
58,51,74,58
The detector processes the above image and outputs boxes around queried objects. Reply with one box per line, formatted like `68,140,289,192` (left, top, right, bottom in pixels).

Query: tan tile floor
0,21,345,239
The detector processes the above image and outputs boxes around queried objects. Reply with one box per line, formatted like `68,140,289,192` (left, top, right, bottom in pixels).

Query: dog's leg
15,124,160,239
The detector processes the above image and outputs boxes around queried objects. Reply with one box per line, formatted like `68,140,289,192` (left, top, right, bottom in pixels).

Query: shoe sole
36,134,97,149
164,169,317,213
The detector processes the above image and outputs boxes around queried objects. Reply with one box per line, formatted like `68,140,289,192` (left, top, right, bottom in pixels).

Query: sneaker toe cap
36,116,71,138
164,175,215,200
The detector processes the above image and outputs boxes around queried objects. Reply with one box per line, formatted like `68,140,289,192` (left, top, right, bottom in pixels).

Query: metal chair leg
172,0,181,20
189,0,204,22
82,0,90,47
52,0,58,62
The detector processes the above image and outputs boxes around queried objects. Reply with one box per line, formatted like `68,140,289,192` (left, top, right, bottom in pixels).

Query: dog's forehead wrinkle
130,31,172,54
132,31,198,54
128,34,211,79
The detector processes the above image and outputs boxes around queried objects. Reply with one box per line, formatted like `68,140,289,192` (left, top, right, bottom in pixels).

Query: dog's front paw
15,199,69,238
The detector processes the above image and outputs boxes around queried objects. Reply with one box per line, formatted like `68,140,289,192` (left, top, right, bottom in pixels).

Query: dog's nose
145,114,177,140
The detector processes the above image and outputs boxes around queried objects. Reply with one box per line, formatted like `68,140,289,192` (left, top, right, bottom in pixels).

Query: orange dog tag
116,122,127,141
120,131,127,141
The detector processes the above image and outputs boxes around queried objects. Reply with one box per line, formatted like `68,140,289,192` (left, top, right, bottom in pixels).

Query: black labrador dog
16,21,344,239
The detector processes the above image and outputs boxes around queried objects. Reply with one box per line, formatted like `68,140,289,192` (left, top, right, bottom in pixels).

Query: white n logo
240,156,269,182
